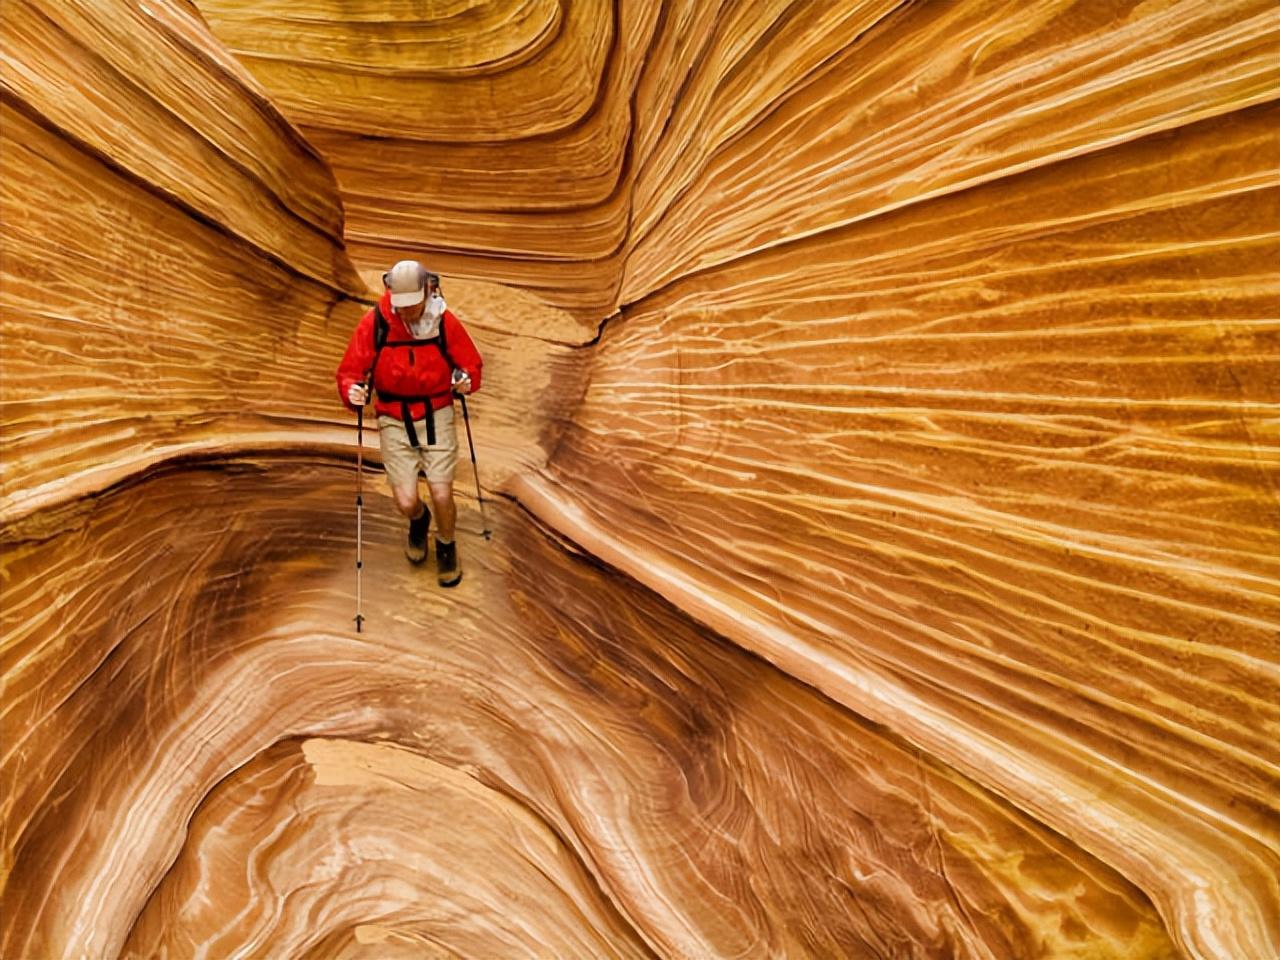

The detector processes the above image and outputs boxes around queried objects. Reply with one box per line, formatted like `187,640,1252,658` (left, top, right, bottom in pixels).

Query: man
336,260,483,586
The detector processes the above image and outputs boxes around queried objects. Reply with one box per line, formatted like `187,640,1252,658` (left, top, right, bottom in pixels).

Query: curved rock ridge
198,0,654,317
128,737,654,959
526,101,1280,956
4,465,1176,959
196,0,601,140
0,0,368,522
2,1,1278,959
2,0,365,290
198,0,1280,322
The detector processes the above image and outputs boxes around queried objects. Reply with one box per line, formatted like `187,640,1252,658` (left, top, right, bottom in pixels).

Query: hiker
336,260,483,586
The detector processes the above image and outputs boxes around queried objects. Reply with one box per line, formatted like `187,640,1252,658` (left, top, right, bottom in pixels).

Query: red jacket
336,290,483,422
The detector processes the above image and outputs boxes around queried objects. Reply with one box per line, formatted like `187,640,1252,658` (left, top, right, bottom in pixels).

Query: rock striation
0,0,367,522
6,466,1178,959
3,1,1278,959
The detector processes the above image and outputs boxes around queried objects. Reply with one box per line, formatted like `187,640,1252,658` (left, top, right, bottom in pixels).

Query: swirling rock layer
5,465,1176,958
3,1,1278,958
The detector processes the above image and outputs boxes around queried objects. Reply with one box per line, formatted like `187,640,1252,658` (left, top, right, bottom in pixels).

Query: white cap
385,259,428,307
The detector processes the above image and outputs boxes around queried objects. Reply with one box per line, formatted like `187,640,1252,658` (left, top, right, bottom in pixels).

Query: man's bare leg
427,480,456,540
428,480,461,586
394,480,430,564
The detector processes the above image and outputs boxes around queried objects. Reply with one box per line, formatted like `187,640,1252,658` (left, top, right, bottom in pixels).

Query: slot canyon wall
2,2,1277,959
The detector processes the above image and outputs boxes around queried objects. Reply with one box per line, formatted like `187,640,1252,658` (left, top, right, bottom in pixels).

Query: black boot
405,506,430,564
435,538,462,587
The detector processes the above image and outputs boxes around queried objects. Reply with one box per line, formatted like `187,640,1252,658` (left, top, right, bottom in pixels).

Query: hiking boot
405,507,430,564
435,538,462,587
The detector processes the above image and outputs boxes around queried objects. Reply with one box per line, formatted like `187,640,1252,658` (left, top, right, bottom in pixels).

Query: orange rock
2,1,1277,957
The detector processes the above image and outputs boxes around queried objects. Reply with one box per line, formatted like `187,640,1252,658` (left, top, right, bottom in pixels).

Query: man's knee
427,481,454,509
392,484,423,516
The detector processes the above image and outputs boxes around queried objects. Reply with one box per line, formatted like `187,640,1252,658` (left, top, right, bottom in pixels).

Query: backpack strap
436,316,459,372
363,304,390,388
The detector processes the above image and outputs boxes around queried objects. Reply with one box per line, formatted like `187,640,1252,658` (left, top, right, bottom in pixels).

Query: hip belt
376,390,454,448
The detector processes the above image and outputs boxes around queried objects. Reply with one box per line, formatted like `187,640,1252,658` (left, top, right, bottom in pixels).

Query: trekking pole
459,395,492,540
353,388,366,632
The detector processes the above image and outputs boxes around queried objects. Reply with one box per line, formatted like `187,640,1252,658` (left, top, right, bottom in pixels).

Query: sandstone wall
532,9,1280,957
3,1,1277,958
0,0,368,523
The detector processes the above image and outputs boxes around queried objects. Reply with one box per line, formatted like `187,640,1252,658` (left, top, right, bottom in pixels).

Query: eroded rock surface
2,1,1277,958
6,466,1177,959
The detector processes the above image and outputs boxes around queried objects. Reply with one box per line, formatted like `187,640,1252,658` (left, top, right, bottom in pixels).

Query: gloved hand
451,369,473,395
347,382,369,406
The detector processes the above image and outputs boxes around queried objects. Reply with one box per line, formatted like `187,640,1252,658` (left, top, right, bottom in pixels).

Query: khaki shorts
377,406,459,489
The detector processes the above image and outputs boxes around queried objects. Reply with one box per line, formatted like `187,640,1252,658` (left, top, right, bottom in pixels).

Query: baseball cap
385,259,434,307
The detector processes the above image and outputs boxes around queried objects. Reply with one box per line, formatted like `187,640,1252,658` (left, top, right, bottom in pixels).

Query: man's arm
443,312,483,394
336,309,377,411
